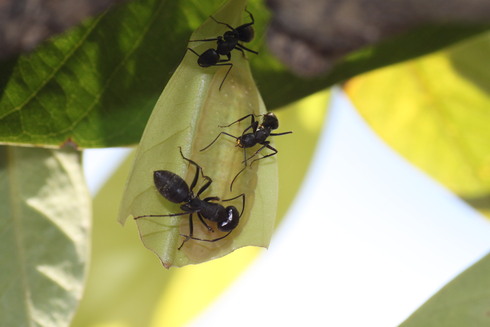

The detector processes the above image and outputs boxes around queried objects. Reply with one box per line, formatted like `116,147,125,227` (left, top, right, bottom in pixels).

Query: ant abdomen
154,170,190,204
197,49,220,68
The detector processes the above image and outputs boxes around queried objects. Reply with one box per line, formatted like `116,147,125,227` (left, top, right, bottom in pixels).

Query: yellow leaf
345,34,490,216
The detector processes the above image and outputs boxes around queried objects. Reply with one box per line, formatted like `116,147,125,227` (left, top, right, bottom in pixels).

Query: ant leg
187,48,200,57
203,196,220,202
209,8,254,30
179,147,201,192
188,37,219,42
270,131,293,136
209,15,234,31
249,143,279,167
230,144,277,191
219,114,257,128
197,212,213,232
200,132,238,151
243,142,277,164
242,120,259,136
245,8,254,24
222,193,246,218
178,213,195,250
180,231,233,244
178,147,214,194
229,166,246,192
213,62,233,91
236,43,258,55
196,176,212,196
242,147,248,166
133,211,190,220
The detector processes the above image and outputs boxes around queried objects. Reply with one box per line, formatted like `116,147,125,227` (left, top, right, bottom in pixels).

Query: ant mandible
186,9,258,91
134,147,246,250
200,113,292,190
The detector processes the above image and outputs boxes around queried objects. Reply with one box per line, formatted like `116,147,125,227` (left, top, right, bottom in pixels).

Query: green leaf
399,252,490,326
344,33,490,216
0,0,488,148
118,0,277,268
0,146,90,327
0,0,223,148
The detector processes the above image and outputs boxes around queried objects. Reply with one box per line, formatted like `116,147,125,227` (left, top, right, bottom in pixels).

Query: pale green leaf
399,252,490,326
344,33,490,216
119,0,277,268
0,146,91,327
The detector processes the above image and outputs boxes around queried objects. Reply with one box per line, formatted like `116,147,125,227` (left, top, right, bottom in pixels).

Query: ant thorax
254,128,271,144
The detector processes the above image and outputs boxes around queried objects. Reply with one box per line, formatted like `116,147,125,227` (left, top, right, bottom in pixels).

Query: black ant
201,113,292,190
134,147,245,250
187,9,258,90
191,9,258,57
186,47,233,91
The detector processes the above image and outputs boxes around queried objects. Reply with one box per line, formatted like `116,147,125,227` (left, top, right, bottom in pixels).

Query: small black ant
187,9,258,90
134,147,245,250
201,113,292,190
190,9,258,57
186,47,233,91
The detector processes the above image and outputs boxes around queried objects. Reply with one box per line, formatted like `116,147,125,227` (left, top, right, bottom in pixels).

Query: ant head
262,112,279,130
217,206,240,232
237,25,254,43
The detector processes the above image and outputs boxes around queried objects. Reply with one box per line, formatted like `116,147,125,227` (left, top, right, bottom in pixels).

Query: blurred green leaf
345,33,490,216
0,146,90,327
0,0,488,148
118,0,277,268
72,150,178,327
399,252,490,327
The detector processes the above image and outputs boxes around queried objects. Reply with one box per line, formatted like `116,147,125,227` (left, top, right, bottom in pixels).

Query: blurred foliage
0,147,90,327
345,32,490,217
0,0,488,147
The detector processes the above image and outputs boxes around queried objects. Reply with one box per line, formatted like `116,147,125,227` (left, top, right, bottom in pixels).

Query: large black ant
201,113,292,190
187,9,258,90
134,147,245,250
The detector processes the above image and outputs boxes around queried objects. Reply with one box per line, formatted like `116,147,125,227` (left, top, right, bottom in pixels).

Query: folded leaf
119,0,277,268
